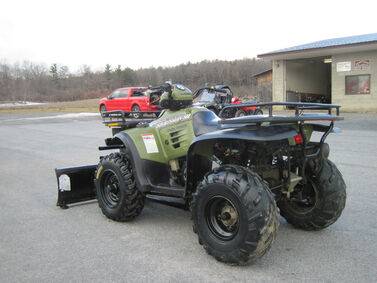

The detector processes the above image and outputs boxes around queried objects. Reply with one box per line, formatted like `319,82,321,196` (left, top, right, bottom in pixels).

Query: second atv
193,84,262,117
56,83,346,265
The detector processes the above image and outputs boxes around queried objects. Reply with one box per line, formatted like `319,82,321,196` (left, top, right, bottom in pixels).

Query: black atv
193,85,262,118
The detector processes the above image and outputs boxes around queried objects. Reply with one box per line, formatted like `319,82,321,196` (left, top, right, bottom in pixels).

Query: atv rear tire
96,153,145,222
191,165,278,265
278,159,346,230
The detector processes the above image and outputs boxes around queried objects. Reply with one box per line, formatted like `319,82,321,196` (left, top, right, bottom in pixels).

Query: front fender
110,132,150,192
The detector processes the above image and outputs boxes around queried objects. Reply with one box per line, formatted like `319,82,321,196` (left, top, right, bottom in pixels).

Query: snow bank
22,112,99,120
2,112,100,122
0,101,46,108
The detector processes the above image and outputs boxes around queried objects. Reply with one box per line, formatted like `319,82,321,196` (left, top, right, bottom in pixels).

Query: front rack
101,110,158,129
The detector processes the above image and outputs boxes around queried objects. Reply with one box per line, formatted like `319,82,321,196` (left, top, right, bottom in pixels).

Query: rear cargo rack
219,102,342,123
219,102,343,185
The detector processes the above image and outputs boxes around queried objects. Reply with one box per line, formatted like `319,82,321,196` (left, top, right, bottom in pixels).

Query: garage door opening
286,57,332,103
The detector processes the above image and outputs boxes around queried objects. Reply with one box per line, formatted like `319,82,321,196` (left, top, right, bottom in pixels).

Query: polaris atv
56,83,346,265
193,85,262,118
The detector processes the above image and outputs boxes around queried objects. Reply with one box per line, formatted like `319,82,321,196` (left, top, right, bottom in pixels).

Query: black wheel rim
100,170,121,208
205,196,239,241
287,180,318,214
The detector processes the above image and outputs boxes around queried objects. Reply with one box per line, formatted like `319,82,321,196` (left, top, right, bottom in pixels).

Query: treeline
0,58,270,102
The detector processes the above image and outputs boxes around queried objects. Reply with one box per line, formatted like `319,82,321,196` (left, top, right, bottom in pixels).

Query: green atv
56,82,346,265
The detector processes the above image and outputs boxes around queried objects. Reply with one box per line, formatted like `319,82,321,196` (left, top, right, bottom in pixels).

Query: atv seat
193,110,220,136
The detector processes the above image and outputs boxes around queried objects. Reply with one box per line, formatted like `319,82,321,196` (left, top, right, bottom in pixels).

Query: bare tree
0,58,271,102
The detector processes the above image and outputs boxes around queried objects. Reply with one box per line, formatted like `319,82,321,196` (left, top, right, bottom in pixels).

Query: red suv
99,87,160,118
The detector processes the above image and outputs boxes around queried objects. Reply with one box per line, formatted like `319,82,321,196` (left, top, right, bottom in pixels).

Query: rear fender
185,125,298,196
193,125,298,144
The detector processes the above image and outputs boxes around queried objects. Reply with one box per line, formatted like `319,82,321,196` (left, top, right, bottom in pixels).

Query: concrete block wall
332,50,377,111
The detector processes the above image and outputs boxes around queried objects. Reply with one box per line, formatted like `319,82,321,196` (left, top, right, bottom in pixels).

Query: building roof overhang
258,41,377,60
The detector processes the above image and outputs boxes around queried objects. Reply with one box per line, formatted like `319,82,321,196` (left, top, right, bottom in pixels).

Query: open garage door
286,57,331,103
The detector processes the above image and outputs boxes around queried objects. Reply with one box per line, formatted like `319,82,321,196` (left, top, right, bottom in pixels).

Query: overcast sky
1,0,376,72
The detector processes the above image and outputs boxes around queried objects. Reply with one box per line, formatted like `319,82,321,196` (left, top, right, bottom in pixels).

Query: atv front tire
96,153,145,221
278,159,346,230
191,165,278,265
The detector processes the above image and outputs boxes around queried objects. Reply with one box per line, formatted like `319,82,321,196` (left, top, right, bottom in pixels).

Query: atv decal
142,134,159,153
152,114,191,129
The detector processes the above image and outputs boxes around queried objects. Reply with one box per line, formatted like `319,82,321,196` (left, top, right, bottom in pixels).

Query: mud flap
55,165,97,209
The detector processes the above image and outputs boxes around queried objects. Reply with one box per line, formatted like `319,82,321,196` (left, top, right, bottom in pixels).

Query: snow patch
22,112,99,120
0,101,46,108
2,112,99,122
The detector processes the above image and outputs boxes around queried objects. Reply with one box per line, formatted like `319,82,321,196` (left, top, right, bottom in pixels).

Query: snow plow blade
55,165,97,209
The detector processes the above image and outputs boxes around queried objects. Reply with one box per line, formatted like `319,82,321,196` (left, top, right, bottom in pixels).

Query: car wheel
100,105,107,115
131,105,143,119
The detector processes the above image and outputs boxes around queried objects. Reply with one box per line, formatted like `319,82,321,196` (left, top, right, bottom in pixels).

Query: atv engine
213,140,294,193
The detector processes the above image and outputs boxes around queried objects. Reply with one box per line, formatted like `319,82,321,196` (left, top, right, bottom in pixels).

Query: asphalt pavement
0,112,376,282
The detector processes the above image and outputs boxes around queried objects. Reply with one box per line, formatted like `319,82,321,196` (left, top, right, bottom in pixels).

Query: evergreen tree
50,63,59,85
104,64,112,89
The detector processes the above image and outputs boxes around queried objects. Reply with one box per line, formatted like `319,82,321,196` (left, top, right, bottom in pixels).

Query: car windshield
194,90,216,103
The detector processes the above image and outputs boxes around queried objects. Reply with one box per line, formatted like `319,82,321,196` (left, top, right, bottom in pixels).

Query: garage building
258,33,377,111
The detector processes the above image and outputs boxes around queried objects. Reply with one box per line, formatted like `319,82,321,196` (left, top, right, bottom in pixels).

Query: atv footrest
55,165,97,209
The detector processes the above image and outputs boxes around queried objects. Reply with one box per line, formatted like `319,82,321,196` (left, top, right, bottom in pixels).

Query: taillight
293,134,303,145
